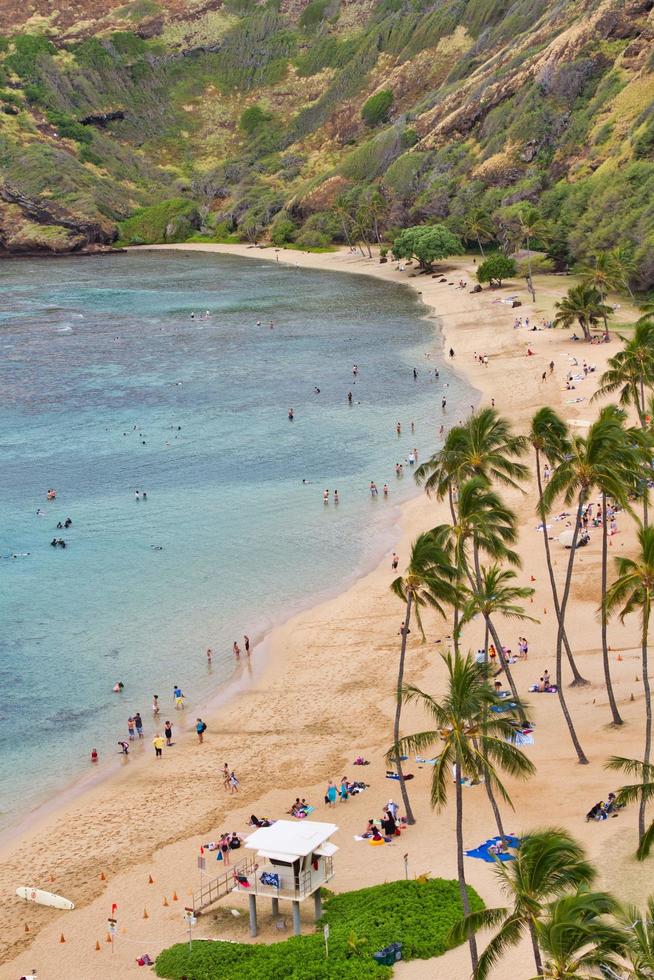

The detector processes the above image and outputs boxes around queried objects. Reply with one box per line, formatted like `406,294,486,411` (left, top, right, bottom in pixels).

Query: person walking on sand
152,733,165,759
196,718,207,743
222,763,230,789
326,780,337,807
233,640,241,659
449,348,455,358
164,720,173,746
229,770,239,794
391,552,399,571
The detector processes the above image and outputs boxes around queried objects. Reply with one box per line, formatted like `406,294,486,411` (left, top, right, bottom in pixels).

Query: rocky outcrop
0,184,117,255
79,110,126,126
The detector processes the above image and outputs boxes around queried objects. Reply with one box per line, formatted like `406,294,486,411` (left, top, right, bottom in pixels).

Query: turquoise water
0,251,472,825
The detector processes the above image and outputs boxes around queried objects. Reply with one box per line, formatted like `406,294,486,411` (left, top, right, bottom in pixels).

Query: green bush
477,253,517,286
362,89,393,127
5,34,56,80
239,104,273,134
155,878,482,979
299,0,336,30
46,110,93,144
270,214,297,244
392,223,462,268
118,198,200,244
295,35,358,77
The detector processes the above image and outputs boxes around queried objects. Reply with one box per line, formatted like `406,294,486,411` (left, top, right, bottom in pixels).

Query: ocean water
0,250,473,826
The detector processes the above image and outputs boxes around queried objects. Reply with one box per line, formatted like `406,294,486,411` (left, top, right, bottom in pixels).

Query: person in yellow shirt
152,734,165,758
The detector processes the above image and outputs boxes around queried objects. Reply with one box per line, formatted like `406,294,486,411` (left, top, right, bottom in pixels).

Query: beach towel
511,731,535,746
465,835,520,862
416,756,438,765
293,805,315,818
386,771,414,780
235,874,250,888
491,701,518,714
260,872,280,888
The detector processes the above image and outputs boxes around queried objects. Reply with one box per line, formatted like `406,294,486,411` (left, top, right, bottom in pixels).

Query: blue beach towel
465,835,520,862
491,701,518,714
416,756,438,765
260,872,280,888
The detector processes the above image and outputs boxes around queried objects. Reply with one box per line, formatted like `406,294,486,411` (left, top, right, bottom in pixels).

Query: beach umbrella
558,529,575,548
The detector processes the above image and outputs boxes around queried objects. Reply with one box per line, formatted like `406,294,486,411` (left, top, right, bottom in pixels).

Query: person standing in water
323,489,329,504
347,391,353,404
334,489,339,504
233,641,241,659
396,421,401,435
244,635,250,656
206,647,213,664
288,408,294,421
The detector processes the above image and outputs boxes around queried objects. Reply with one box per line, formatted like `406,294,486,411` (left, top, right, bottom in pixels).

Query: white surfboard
16,886,75,910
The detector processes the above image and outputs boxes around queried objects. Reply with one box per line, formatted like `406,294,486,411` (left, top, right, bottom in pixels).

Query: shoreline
0,249,451,845
3,244,650,980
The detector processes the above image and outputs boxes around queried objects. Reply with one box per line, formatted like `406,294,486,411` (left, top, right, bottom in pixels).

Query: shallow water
0,250,473,825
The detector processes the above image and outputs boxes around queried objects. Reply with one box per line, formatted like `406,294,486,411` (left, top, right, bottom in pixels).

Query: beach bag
200,722,207,733
217,851,223,861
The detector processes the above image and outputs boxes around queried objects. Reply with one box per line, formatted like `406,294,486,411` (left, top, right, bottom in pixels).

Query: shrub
477,253,517,286
299,0,336,30
5,34,56,80
270,213,297,245
362,89,393,127
392,224,462,268
155,878,483,979
118,198,200,244
46,110,93,144
239,104,273,135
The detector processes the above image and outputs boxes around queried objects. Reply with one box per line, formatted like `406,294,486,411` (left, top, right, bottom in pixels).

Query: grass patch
155,877,483,979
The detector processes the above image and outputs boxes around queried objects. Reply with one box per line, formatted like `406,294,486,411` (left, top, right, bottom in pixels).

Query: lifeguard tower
191,820,338,937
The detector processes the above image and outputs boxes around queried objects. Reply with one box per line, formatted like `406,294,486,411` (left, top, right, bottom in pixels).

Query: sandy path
2,245,650,980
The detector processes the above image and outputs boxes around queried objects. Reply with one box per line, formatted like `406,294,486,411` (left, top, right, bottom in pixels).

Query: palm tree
457,564,537,709
610,244,637,299
391,527,458,825
593,321,654,428
448,828,596,979
578,251,624,301
416,408,529,517
604,525,654,848
530,408,588,687
543,414,635,764
618,895,654,974
515,206,549,301
554,285,612,342
534,890,627,979
607,758,654,861
390,652,534,974
462,209,495,258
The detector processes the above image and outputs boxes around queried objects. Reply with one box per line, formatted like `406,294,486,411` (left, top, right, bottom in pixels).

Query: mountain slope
0,0,653,285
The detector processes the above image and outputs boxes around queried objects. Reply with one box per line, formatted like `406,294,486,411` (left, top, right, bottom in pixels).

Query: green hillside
1,0,653,287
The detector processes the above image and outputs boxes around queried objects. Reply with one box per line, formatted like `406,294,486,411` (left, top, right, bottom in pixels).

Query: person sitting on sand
362,819,376,838
586,802,608,822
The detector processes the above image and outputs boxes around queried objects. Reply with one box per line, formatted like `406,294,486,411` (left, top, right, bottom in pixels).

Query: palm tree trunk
601,491,623,725
529,921,544,977
483,621,489,663
535,450,588,686
639,379,649,530
484,776,507,843
477,233,485,259
526,236,536,302
639,604,652,843
395,594,416,825
555,498,589,764
455,749,479,972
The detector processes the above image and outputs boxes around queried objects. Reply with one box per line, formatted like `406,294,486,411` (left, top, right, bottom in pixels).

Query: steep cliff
0,0,653,281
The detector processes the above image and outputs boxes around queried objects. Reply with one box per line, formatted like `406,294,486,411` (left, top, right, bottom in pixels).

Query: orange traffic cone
24,924,30,933
148,874,154,884
49,874,56,883
100,871,106,881
60,933,66,943
105,933,112,943
95,940,101,951
172,891,178,901
163,896,169,907
617,654,623,662
143,908,149,919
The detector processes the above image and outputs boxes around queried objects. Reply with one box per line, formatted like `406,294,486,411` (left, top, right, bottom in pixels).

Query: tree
239,104,273,135
578,251,624,301
533,891,627,979
607,757,654,861
604,526,654,849
392,224,462,271
618,895,654,975
390,528,458,825
553,285,613,343
543,413,636,763
361,89,393,127
390,652,534,975
477,254,517,288
448,828,596,979
593,321,654,428
461,210,495,258
529,409,587,688
514,206,549,301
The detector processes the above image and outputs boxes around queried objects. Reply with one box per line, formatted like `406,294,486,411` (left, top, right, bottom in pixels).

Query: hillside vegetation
1,0,653,287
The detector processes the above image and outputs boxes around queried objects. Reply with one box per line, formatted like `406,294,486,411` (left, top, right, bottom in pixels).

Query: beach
2,244,651,980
